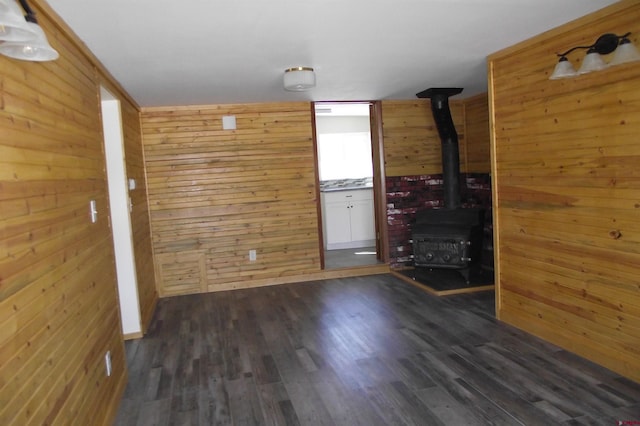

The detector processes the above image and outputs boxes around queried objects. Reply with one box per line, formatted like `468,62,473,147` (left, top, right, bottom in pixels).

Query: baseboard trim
155,264,391,296
390,269,494,296
123,331,144,340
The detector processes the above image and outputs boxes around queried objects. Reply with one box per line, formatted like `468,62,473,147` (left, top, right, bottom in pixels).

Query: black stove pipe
416,87,463,210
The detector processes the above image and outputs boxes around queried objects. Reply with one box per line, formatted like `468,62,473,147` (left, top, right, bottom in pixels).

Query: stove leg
459,268,471,285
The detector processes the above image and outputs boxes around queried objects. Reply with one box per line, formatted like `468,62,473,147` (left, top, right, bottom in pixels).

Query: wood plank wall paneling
488,0,640,382
115,89,158,332
0,33,124,426
463,93,491,173
0,0,156,424
381,99,466,177
141,103,321,295
381,96,491,177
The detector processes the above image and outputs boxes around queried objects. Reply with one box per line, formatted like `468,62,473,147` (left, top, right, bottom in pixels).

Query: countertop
320,177,373,192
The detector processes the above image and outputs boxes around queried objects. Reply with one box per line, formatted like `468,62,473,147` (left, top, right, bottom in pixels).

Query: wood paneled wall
489,0,640,382
463,93,491,173
382,99,466,177
0,1,156,423
116,88,158,333
381,96,490,177
141,103,322,295
142,96,490,296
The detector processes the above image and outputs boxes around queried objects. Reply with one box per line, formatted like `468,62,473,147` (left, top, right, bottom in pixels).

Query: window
317,132,373,180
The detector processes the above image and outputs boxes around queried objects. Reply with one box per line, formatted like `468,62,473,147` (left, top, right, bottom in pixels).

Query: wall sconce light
0,0,59,61
549,32,640,80
283,67,315,91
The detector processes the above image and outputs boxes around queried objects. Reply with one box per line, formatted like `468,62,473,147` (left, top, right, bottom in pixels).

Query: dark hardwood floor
114,274,640,425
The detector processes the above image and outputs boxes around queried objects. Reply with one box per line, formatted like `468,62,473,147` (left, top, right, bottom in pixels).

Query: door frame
100,86,142,337
311,101,388,269
370,101,389,263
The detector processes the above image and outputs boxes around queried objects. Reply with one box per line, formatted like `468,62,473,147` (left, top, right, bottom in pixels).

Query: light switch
89,200,98,223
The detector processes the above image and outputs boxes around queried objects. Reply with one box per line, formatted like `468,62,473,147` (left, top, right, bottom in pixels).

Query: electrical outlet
249,249,257,261
105,351,112,377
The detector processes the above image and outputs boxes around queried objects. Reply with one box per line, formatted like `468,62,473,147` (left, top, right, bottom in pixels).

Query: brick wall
386,173,492,267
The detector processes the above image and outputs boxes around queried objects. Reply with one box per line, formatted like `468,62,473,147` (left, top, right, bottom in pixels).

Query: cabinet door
349,198,376,242
324,201,351,245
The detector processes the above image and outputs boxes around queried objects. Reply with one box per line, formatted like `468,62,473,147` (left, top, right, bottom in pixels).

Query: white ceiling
46,0,618,107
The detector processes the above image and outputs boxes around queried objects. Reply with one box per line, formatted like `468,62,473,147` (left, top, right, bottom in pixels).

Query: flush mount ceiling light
0,0,59,61
550,32,640,80
283,67,315,91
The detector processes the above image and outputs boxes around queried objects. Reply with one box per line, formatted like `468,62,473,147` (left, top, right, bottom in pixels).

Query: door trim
311,101,389,269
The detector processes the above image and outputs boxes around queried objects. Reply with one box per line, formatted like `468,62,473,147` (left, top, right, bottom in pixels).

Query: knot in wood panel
608,229,622,239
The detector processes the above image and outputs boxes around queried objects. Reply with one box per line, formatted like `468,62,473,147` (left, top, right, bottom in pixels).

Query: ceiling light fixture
283,67,315,91
0,0,59,61
550,32,639,80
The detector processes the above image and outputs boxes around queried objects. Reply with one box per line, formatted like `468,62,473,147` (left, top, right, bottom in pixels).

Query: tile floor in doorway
324,246,383,269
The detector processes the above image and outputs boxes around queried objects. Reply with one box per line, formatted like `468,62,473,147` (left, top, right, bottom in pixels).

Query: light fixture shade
609,38,640,66
577,49,608,74
0,0,39,42
284,67,315,91
549,56,577,80
0,21,59,61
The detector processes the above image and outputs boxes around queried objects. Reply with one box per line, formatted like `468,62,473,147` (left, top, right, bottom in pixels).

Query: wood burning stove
411,87,485,283
412,208,484,283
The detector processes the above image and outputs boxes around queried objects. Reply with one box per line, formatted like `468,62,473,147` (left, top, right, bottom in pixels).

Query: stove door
413,236,471,268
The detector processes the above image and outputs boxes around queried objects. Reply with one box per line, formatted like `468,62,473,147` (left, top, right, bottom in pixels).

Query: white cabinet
321,189,376,250
324,201,352,246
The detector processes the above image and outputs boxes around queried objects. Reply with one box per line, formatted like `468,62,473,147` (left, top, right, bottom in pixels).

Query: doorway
100,87,142,337
314,102,385,270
